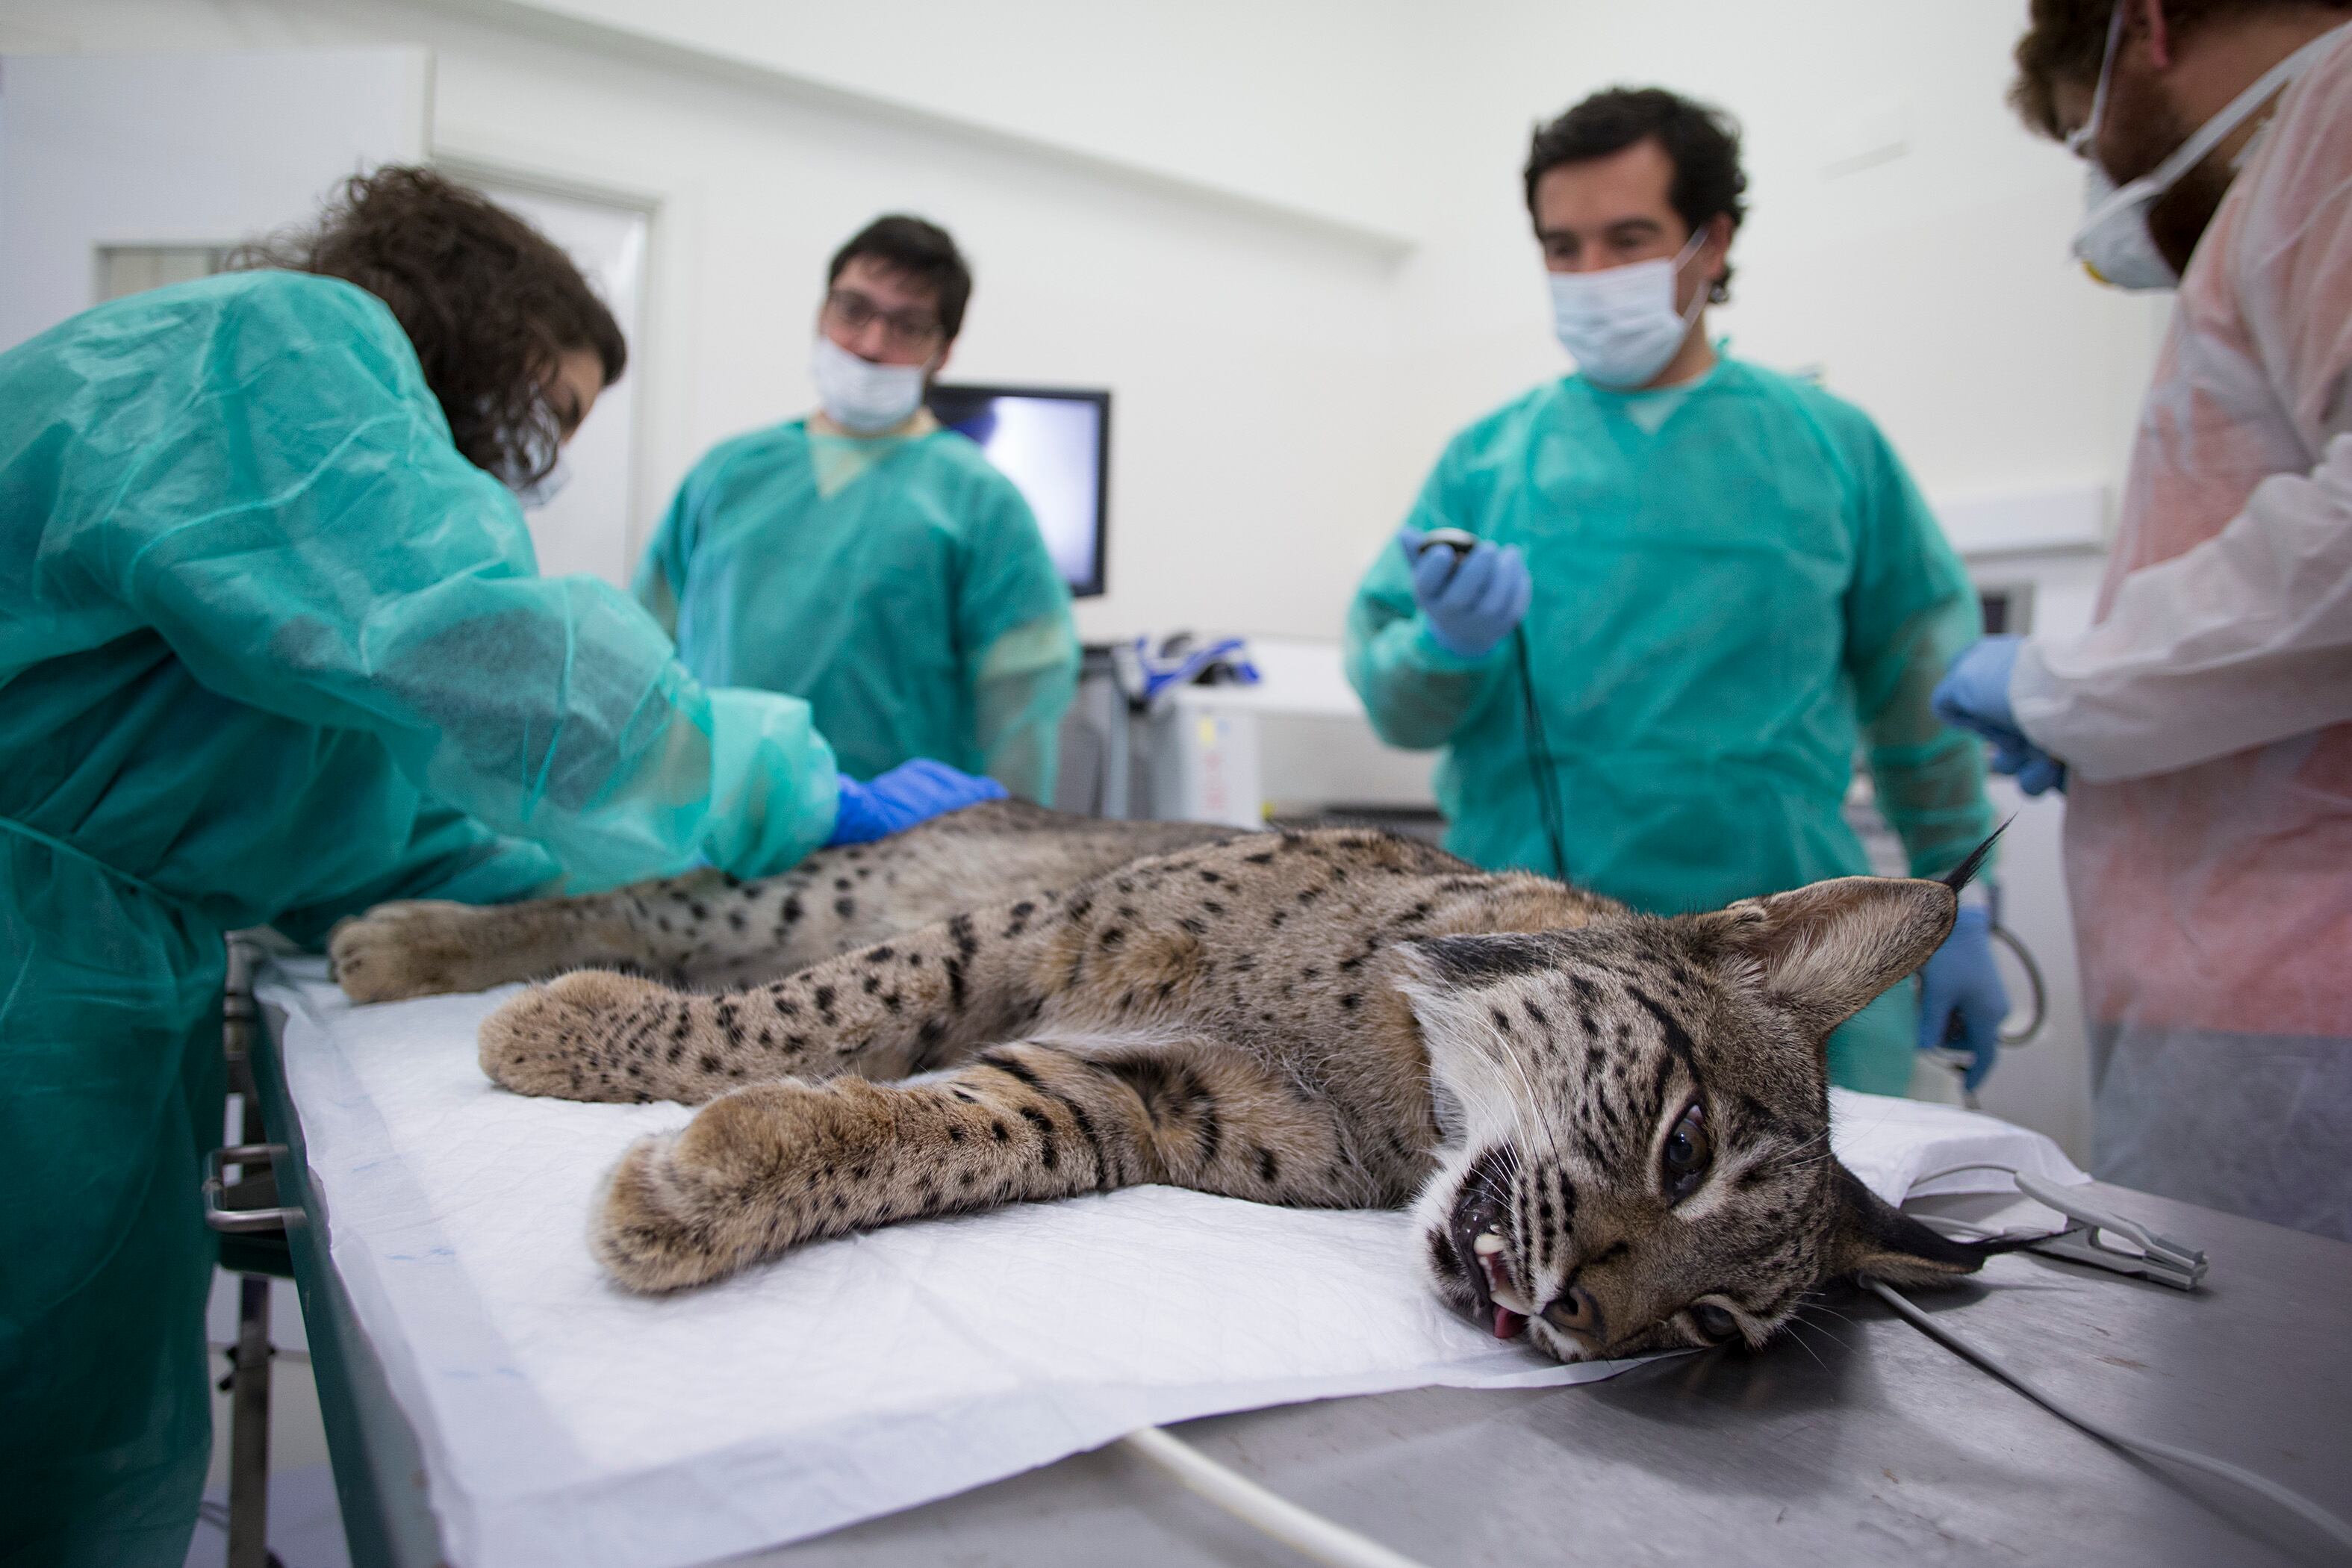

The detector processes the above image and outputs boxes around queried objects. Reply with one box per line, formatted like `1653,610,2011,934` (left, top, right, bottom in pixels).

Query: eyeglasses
823,287,945,354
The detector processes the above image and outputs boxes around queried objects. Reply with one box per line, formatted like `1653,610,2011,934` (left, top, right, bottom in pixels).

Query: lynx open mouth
1446,1191,1531,1341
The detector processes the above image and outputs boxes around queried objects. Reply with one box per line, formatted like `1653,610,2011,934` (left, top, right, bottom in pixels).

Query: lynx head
1397,856,2006,1363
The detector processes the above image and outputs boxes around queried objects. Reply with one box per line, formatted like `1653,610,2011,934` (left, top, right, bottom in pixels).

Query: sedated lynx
331,800,2012,1362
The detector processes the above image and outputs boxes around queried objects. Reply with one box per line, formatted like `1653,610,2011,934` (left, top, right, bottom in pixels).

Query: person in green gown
0,169,998,1567
635,215,1080,806
1345,89,2007,1096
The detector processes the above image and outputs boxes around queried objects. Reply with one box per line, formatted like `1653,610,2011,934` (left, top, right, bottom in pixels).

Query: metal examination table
232,969,2352,1567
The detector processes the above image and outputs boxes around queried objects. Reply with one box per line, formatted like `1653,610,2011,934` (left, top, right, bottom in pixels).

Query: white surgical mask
1547,228,1708,389
508,452,572,511
2068,10,2347,290
810,333,930,434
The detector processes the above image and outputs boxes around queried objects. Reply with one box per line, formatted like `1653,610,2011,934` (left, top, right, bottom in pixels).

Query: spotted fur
331,802,2006,1361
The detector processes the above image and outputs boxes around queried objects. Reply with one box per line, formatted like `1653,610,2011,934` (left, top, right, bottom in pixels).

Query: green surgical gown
635,419,1080,803
1345,360,1992,1093
0,271,842,1567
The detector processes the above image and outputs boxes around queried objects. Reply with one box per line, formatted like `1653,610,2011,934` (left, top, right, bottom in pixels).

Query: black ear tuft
1826,1162,2038,1286
1940,823,2011,897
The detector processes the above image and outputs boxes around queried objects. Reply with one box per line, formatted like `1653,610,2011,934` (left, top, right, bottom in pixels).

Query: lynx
331,801,2008,1361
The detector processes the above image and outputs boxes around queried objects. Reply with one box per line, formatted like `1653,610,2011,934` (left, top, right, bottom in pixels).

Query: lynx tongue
1478,1242,1528,1339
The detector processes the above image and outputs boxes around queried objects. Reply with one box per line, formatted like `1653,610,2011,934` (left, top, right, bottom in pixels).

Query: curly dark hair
2009,1,2352,137
1524,87,1749,304
231,167,627,485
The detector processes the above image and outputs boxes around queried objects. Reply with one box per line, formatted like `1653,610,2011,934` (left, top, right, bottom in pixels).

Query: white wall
0,0,1416,644
0,0,2153,642
1390,0,2169,519
0,46,428,349
488,0,1431,247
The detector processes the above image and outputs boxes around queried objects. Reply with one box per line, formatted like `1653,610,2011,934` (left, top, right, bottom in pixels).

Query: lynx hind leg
479,892,1059,1104
330,895,644,1004
593,1038,1358,1292
333,856,865,1007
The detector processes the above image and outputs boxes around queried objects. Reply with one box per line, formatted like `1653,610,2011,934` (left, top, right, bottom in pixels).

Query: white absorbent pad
257,959,2085,1568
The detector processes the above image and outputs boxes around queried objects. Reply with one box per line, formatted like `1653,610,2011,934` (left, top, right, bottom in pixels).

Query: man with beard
1938,1,2352,1238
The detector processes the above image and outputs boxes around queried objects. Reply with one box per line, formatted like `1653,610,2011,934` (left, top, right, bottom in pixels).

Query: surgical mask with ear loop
508,453,572,511
810,333,931,435
2069,7,2349,290
1548,228,1710,389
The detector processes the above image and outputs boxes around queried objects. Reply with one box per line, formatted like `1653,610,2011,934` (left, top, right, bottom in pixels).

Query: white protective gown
2010,29,2352,1240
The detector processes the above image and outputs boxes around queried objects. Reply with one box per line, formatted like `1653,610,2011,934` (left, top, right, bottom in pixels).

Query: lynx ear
1699,875,1956,1038
1823,1161,2028,1286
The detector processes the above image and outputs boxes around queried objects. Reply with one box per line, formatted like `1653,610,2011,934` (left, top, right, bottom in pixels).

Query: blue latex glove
1933,635,2068,797
825,758,1007,847
1917,904,2007,1091
1399,526,1532,659
1994,740,2068,797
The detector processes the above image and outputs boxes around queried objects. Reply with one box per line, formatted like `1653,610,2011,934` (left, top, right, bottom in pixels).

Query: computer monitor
927,384,1110,598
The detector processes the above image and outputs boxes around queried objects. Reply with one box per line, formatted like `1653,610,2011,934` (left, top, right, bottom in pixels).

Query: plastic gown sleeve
2012,132,2352,780
269,803,561,949
101,283,839,890
630,455,706,640
2014,438,2352,780
1842,422,1999,879
1344,451,1508,749
972,616,1080,803
959,486,1080,804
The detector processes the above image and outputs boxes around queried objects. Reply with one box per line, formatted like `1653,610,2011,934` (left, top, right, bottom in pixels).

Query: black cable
1411,532,1567,882
1511,625,1569,881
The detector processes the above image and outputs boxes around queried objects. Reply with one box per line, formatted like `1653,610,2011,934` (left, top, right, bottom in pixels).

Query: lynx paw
331,900,497,1003
593,1080,892,1292
479,969,677,1101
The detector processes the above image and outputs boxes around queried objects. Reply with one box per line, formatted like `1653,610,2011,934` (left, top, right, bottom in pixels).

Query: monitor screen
927,384,1110,598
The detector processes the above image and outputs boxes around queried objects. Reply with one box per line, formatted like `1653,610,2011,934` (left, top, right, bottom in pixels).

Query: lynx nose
1542,1285,1605,1349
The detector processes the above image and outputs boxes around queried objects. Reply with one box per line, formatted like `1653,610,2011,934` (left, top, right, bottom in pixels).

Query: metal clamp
203,1143,299,1235
2014,1172,2209,1291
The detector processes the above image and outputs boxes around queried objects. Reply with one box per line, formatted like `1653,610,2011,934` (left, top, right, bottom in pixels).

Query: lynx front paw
479,969,679,1101
331,900,502,1003
593,1080,894,1292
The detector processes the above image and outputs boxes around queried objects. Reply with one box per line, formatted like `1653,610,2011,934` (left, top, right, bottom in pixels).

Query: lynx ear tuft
1940,825,2007,897
1701,876,1956,1038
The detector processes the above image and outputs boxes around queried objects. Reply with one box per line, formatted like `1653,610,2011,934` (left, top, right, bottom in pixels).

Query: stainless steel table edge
255,994,452,1568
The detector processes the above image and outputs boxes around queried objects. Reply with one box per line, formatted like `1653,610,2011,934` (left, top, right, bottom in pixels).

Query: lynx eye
1661,1100,1711,1201
1690,1302,1739,1343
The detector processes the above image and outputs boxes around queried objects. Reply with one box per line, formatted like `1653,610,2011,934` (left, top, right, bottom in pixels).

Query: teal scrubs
0,271,843,1565
636,420,1080,803
1345,359,1993,1092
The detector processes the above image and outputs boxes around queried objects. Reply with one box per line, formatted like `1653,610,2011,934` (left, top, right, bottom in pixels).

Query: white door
0,48,430,349
462,177,653,588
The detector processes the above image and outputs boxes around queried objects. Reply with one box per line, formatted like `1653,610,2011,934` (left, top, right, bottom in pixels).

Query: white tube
1119,1425,1432,1568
